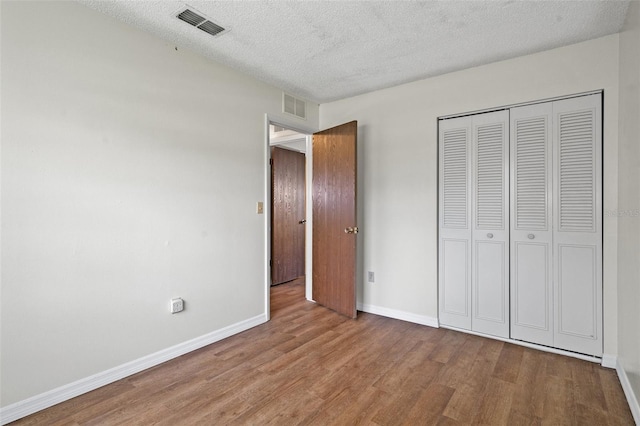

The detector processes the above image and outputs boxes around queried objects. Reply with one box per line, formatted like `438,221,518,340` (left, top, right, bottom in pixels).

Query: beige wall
320,35,620,355
618,0,640,415
0,1,318,406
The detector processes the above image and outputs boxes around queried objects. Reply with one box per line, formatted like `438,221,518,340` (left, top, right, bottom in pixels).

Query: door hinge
269,158,273,165
269,259,273,267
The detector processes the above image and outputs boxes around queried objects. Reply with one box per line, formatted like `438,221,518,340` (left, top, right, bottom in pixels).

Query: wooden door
312,121,357,318
271,147,305,285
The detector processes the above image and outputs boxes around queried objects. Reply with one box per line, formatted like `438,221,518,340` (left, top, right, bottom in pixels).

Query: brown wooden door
271,147,306,285
312,121,358,318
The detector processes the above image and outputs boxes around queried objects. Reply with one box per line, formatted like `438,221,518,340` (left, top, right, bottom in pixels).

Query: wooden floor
12,277,634,425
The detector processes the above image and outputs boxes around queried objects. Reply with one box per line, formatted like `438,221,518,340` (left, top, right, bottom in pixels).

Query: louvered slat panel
443,128,468,228
515,117,547,230
558,110,595,231
476,123,504,229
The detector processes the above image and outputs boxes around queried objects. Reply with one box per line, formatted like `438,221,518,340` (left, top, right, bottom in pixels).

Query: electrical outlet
368,271,375,283
170,298,184,314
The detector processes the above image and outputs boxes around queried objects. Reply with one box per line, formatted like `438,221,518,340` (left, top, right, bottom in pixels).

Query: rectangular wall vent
176,6,227,38
283,93,307,120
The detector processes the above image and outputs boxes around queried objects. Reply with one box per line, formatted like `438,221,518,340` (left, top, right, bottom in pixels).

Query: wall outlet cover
170,298,184,314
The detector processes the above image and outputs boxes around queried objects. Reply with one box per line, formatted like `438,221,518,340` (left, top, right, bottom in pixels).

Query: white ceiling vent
283,93,307,120
176,6,227,38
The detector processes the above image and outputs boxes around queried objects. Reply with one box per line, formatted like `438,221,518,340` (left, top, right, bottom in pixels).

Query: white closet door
510,103,554,347
471,110,510,338
439,116,472,330
552,94,602,356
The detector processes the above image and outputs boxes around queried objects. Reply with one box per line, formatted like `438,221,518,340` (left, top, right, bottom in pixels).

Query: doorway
270,124,307,286
265,118,358,320
268,123,311,317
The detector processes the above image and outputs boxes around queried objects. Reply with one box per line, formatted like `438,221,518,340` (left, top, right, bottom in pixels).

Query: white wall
320,35,620,355
618,0,640,417
0,1,318,407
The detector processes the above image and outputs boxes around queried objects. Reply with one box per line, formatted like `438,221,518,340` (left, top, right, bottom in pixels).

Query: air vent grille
176,7,227,38
198,20,225,37
283,93,307,120
177,9,205,26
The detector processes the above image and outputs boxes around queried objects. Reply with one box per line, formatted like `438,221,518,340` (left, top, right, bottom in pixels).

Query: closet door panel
439,116,472,330
471,110,509,338
512,241,553,345
552,94,602,356
557,245,597,336
510,103,554,346
441,239,471,320
474,240,508,332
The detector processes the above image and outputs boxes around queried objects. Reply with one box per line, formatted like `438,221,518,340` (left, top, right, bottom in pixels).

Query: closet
438,93,602,357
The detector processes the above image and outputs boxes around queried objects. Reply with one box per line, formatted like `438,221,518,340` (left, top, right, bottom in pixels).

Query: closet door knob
528,234,535,239
487,233,493,239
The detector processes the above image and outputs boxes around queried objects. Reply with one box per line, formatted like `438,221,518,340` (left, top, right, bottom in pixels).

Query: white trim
304,134,313,301
0,314,267,425
357,303,440,328
440,325,603,363
264,114,272,321
270,134,307,145
268,115,317,137
438,89,603,120
617,358,640,425
601,353,617,369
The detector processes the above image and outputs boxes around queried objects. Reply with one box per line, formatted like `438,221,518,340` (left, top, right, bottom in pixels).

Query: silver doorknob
487,233,494,239
299,219,306,224
344,227,359,234
528,234,535,239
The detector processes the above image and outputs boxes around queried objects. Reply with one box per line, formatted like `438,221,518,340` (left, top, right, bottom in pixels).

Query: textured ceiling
80,1,630,103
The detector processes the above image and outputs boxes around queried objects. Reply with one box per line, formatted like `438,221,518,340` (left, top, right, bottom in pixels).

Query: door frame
264,114,317,320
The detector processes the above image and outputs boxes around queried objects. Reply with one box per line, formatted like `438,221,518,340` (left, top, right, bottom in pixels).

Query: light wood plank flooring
10,277,634,425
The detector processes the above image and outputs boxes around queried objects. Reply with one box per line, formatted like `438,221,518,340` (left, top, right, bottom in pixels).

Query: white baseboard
616,358,640,425
441,324,603,364
0,313,267,425
357,302,439,328
601,353,617,369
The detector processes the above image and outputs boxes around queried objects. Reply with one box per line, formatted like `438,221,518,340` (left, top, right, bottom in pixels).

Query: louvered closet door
510,103,554,347
439,116,472,330
552,94,602,356
472,111,509,338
